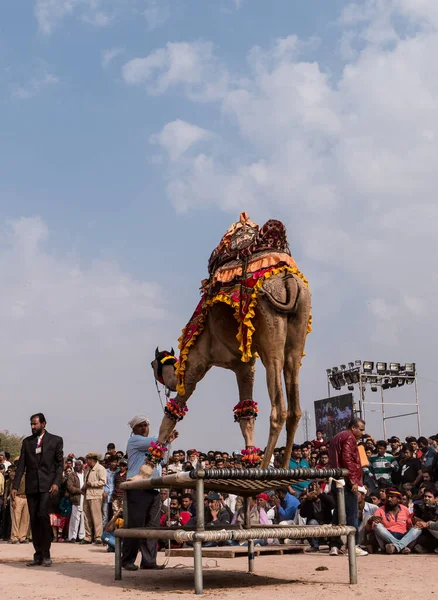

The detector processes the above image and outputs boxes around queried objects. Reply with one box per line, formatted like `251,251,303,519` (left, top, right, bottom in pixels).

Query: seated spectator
232,496,269,526
299,482,335,552
181,493,196,518
271,488,300,524
160,497,191,528
101,508,123,552
357,486,378,551
412,485,438,553
204,492,231,527
369,488,422,554
369,491,381,506
256,493,275,524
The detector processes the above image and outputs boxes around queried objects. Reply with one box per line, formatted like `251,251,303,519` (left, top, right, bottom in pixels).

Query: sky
1,0,438,456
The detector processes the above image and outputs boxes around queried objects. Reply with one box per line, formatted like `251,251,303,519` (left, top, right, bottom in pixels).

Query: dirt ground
0,542,436,600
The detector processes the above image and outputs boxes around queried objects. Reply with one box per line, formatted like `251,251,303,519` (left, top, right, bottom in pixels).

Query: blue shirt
104,468,117,501
278,492,300,521
126,435,162,479
288,458,310,493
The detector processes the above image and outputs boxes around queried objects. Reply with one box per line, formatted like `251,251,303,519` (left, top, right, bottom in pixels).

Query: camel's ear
155,347,160,359
171,347,175,356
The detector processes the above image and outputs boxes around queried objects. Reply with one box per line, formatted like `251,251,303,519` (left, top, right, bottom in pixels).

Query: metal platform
117,468,357,594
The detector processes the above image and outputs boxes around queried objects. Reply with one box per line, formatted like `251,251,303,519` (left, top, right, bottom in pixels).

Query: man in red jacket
328,417,368,556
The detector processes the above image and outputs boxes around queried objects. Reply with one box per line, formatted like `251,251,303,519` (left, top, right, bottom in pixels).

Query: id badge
35,447,42,454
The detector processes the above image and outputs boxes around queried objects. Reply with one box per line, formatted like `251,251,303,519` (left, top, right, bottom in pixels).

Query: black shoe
26,560,42,567
140,564,165,570
305,546,319,553
123,564,139,571
43,559,52,567
80,540,92,545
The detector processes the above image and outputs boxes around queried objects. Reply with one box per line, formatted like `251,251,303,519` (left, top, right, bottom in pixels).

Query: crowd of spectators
1,429,438,556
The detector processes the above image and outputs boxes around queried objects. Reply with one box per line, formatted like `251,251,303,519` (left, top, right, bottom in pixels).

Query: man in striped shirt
369,440,396,484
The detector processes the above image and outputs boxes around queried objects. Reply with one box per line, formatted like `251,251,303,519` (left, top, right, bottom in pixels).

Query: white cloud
101,47,124,68
150,119,213,161
35,0,116,34
122,41,228,100
11,64,59,99
0,217,170,453
142,2,438,439
144,0,170,30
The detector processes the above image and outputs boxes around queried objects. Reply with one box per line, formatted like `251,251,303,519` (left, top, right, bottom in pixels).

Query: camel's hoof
139,464,154,478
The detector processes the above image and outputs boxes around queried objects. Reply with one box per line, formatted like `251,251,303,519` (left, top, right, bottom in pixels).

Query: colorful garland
241,446,262,466
145,441,168,465
233,399,258,422
165,398,188,422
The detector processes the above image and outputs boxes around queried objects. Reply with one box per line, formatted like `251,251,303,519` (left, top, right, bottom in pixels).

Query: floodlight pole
380,386,387,440
359,374,366,421
415,376,421,436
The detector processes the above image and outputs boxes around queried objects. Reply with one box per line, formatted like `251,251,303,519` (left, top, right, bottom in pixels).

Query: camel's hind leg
282,284,311,468
234,360,257,448
254,304,288,469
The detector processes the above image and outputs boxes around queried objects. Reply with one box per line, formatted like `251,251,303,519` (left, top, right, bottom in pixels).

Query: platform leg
243,497,255,573
115,536,122,581
194,541,203,595
336,481,346,526
194,476,205,595
347,531,357,584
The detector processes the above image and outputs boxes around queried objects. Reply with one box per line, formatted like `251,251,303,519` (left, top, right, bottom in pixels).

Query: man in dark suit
12,413,63,567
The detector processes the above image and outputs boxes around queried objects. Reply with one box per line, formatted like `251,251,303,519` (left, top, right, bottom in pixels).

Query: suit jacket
13,431,64,494
67,471,83,506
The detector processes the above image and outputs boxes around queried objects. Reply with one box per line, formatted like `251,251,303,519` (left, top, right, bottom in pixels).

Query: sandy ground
0,541,436,600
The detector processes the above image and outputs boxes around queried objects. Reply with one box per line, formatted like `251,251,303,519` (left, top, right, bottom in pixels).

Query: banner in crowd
314,393,354,440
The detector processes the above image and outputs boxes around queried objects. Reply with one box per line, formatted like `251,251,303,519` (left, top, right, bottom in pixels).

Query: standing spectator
400,445,423,489
121,415,177,571
107,443,117,457
328,417,368,556
369,488,421,554
81,452,106,545
288,445,310,498
103,455,118,527
0,451,11,470
12,413,63,567
312,430,326,450
67,460,85,543
111,459,127,515
369,440,396,485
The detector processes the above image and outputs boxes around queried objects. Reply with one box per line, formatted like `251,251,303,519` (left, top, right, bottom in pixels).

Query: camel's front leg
234,361,262,464
138,412,180,478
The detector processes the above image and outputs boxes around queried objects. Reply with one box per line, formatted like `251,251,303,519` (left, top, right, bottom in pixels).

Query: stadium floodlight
390,377,398,388
405,363,416,375
348,362,354,369
326,368,332,375
344,371,353,385
340,364,347,371
332,367,339,373
376,362,387,375
398,379,405,387
389,363,400,373
355,360,362,367
368,375,378,392
363,361,374,373
347,385,354,391
382,378,390,390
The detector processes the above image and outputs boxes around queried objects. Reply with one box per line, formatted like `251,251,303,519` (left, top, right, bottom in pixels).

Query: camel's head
151,347,178,392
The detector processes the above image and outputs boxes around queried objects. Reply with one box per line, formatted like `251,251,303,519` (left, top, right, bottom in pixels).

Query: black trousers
122,490,161,568
27,492,52,561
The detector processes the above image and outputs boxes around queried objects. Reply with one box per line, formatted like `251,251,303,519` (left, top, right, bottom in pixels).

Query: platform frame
116,467,357,594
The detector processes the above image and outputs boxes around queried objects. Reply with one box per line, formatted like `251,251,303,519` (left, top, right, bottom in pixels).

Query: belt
17,494,26,498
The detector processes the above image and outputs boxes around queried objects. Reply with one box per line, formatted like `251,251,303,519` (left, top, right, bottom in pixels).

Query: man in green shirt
369,440,396,484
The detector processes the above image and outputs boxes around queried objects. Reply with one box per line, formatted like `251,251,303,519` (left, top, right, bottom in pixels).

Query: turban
387,488,402,499
257,493,270,502
128,415,150,429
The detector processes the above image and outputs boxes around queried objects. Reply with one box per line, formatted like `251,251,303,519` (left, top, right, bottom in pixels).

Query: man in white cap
122,416,177,571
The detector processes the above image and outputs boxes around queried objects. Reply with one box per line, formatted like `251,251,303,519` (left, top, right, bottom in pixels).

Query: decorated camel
144,213,312,476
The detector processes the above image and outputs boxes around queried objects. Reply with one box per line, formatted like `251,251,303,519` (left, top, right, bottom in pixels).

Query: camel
149,265,311,473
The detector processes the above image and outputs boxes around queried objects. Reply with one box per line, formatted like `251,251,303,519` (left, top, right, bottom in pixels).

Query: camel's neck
161,364,177,392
